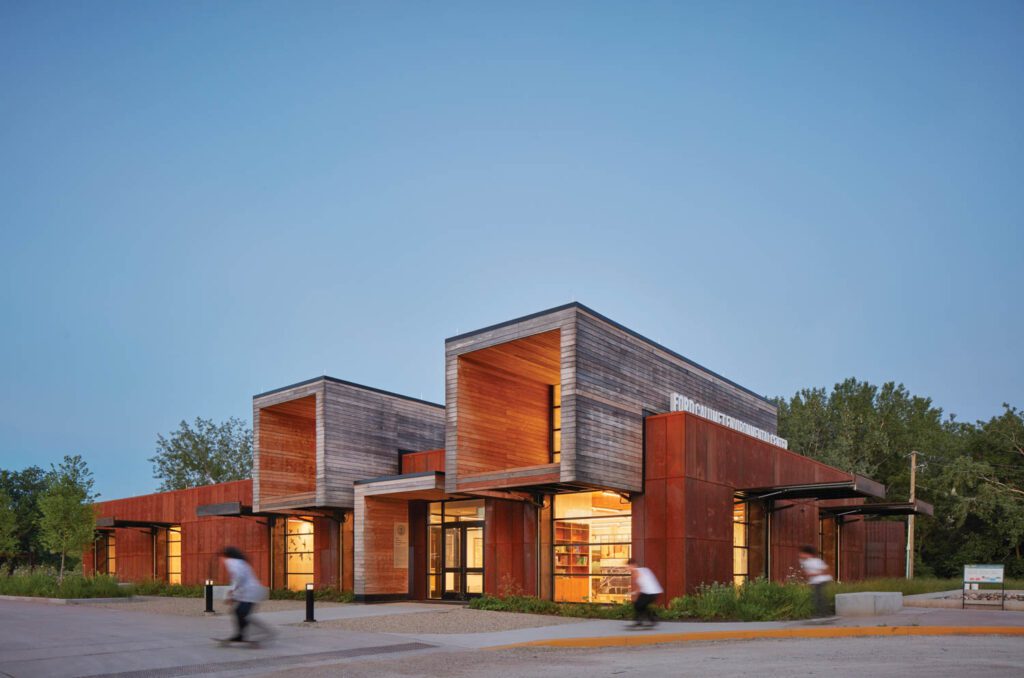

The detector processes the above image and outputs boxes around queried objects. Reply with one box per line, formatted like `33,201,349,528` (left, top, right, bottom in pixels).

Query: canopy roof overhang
739,474,886,502
196,501,253,518
94,516,174,529
822,499,935,518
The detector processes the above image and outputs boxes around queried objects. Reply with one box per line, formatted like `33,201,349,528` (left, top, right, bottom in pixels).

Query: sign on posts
962,564,1005,609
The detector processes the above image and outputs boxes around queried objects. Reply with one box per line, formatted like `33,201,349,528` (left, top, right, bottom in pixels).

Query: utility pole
906,450,917,579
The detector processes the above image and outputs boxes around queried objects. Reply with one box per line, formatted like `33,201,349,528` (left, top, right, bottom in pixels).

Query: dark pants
232,601,254,640
811,583,828,617
634,593,657,624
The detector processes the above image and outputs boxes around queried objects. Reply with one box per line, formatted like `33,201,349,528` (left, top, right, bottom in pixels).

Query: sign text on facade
670,393,788,449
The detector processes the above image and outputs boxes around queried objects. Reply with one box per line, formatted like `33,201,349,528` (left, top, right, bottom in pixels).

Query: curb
0,594,136,605
487,625,1024,649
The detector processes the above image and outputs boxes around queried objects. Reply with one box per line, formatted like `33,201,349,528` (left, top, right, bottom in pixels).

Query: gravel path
297,608,582,634
81,596,343,617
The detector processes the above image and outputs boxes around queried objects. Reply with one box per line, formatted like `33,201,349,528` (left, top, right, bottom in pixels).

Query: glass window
106,533,116,575
167,526,182,585
551,385,562,463
733,499,768,586
286,517,314,591
552,491,631,604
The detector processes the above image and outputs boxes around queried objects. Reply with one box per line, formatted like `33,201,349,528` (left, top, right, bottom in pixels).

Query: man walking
799,545,833,618
627,558,662,628
218,546,275,645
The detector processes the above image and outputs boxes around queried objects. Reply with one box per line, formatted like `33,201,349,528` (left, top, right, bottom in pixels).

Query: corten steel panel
485,499,538,596
666,413,685,478
685,538,732,593
684,478,732,541
645,416,667,481
89,481,271,586
314,516,340,588
666,478,685,534
644,478,667,544
643,537,667,595
665,538,687,600
409,502,428,600
840,518,866,582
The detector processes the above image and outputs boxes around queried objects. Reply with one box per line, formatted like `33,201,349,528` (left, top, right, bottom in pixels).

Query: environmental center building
85,303,931,602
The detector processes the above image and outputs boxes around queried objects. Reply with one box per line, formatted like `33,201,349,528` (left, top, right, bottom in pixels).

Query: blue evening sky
2,1,1021,500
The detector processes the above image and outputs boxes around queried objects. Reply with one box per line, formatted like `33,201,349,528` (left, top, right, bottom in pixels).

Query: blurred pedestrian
798,545,833,617
218,546,275,646
627,558,662,629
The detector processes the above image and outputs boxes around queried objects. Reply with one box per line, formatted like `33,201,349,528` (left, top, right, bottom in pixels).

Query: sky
1,1,1021,500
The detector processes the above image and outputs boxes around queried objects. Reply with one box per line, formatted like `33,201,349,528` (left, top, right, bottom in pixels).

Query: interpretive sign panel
964,564,1004,583
963,563,1005,609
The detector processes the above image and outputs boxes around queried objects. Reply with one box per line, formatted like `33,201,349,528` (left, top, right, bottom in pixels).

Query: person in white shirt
219,546,274,645
798,545,834,617
627,558,663,628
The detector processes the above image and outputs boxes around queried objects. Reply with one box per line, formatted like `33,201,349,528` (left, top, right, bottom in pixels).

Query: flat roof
253,375,444,409
445,302,774,405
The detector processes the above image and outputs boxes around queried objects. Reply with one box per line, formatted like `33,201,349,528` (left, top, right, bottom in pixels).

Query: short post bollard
305,582,316,623
204,579,214,614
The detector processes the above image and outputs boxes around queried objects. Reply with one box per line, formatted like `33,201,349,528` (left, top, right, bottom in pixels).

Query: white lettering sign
670,393,789,449
964,564,1003,584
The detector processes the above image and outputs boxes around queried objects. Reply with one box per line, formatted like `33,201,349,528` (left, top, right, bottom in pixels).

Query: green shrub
0,567,130,599
735,579,811,621
130,580,204,597
470,594,560,615
666,582,739,620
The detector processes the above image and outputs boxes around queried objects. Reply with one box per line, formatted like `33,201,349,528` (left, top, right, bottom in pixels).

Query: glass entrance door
442,522,484,599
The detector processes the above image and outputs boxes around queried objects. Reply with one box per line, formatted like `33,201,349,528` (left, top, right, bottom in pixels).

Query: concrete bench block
835,592,903,617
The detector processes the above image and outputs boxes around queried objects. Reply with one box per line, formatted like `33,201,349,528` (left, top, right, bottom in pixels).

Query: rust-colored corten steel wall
84,481,270,586
637,411,865,598
485,499,538,597
865,520,906,578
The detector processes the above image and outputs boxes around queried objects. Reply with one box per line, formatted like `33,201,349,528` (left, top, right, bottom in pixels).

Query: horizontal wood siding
445,309,576,494
455,358,551,483
321,380,445,508
574,308,778,493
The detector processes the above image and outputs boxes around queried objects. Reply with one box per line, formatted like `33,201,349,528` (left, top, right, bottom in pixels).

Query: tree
38,455,97,581
0,465,50,569
149,417,253,491
0,490,18,563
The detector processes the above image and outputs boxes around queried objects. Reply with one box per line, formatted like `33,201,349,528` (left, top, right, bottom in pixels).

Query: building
85,303,931,601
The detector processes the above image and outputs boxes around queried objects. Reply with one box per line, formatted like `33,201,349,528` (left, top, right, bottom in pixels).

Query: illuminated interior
286,517,314,591
553,491,631,604
427,499,485,599
104,533,116,575
167,525,182,585
733,498,767,586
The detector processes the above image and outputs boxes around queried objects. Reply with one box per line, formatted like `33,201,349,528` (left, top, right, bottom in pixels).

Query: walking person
627,558,663,629
798,545,833,618
218,546,275,646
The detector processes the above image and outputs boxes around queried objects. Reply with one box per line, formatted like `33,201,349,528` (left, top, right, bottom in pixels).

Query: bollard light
305,582,316,623
204,579,214,614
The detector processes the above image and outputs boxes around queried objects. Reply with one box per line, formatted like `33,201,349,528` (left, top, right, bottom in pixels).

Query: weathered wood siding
445,303,777,494
573,307,777,493
254,377,444,511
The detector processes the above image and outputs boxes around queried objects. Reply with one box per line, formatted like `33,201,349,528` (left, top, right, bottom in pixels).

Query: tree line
777,378,1024,577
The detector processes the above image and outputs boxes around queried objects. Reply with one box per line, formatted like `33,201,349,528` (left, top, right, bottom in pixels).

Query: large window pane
286,517,315,591
553,492,631,604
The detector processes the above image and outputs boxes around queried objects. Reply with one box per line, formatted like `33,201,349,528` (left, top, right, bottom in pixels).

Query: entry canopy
740,474,886,502
822,499,934,518
94,516,174,529
196,501,253,518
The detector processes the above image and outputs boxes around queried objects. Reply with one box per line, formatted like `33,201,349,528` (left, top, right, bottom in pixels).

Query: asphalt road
262,636,1024,678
